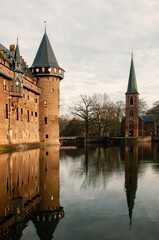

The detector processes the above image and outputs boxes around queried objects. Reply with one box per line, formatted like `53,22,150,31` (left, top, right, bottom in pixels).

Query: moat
0,142,159,239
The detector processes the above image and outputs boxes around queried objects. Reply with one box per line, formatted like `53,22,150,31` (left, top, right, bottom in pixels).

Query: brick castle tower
125,54,139,137
30,30,64,144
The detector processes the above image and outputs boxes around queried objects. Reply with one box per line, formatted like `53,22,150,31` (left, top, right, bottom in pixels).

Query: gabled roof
126,55,138,94
139,114,155,122
32,32,60,68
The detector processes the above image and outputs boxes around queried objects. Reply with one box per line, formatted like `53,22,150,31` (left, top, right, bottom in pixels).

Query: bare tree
70,95,93,137
139,98,148,114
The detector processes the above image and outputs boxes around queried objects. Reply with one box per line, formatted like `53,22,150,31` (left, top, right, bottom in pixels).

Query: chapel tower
125,54,139,137
30,30,64,144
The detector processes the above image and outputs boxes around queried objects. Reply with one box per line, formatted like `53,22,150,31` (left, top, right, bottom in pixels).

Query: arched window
130,96,133,105
129,121,134,130
130,110,133,117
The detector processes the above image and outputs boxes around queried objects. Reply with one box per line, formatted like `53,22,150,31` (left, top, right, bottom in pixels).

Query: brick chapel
121,54,156,137
0,30,64,145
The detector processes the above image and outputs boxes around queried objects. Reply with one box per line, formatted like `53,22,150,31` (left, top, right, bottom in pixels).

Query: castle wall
0,62,40,145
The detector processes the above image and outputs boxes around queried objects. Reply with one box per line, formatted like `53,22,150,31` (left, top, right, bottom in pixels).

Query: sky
1,0,159,114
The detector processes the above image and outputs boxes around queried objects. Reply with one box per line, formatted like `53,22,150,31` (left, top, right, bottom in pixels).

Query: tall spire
126,53,138,94
15,37,21,62
32,32,60,68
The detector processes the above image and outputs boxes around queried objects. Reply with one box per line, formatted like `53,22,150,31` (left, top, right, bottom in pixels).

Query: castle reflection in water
0,142,159,239
0,147,64,240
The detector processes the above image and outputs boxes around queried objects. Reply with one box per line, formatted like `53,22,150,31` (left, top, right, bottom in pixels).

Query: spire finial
44,21,46,33
131,48,133,59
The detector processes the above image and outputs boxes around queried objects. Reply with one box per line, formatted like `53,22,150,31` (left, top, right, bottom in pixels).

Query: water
0,142,159,239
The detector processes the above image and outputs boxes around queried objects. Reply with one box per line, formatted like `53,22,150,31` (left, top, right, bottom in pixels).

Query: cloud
1,0,159,114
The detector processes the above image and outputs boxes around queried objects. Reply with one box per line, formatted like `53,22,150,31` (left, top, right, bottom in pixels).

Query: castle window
35,112,37,123
10,82,13,92
31,111,33,123
3,80,7,90
129,121,134,130
44,100,47,107
130,96,133,105
5,104,8,119
130,110,133,117
35,97,38,103
51,88,54,92
27,110,29,122
46,134,48,138
44,117,48,124
16,108,19,120
54,68,57,73
21,108,23,121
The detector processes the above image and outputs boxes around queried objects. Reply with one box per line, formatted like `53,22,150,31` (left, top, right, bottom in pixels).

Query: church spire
126,53,138,94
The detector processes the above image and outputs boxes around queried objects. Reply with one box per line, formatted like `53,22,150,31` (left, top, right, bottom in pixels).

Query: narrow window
16,108,19,120
16,81,20,92
130,110,133,117
51,88,54,92
46,134,48,138
10,82,13,92
130,96,133,105
31,111,33,123
21,108,23,121
35,112,37,123
3,80,6,90
27,110,29,122
44,117,48,124
27,91,29,100
129,121,134,130
5,104,8,119
44,100,47,107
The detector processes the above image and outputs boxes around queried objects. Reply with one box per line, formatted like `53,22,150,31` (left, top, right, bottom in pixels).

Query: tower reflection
0,147,64,240
124,145,138,226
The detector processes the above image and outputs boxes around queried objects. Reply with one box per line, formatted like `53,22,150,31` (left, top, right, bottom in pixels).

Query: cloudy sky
1,0,159,114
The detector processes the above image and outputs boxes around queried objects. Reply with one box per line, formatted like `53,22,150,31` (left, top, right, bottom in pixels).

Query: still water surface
0,142,159,239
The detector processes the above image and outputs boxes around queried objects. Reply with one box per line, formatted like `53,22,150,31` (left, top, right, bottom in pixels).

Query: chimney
10,45,15,54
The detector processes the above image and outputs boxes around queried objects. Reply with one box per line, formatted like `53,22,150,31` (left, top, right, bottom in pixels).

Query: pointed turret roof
126,54,138,94
32,32,60,68
15,38,21,62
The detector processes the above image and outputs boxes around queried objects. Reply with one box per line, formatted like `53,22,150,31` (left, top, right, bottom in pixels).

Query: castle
121,54,157,137
0,30,64,145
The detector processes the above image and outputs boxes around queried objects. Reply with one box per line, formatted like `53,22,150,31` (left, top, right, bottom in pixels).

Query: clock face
48,68,51,72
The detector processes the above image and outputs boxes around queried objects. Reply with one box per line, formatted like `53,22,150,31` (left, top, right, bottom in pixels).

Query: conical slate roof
15,40,21,61
126,55,138,94
32,32,60,68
